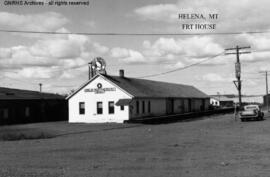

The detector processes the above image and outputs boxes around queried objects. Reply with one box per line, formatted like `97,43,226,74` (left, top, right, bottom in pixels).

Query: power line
1,52,224,88
242,77,264,80
0,49,267,88
1,29,270,36
1,52,225,81
138,52,225,79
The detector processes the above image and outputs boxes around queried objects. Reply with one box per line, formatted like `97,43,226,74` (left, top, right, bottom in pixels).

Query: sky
0,0,270,95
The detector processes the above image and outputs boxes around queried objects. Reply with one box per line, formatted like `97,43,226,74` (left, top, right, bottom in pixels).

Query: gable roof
104,75,209,98
67,74,209,99
66,74,100,99
0,87,65,100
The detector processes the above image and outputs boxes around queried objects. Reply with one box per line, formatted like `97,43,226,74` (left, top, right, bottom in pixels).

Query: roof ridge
0,87,63,97
103,74,192,87
67,73,208,99
102,74,208,98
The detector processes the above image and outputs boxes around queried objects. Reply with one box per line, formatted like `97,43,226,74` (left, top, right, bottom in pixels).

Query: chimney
39,83,42,93
119,69,124,77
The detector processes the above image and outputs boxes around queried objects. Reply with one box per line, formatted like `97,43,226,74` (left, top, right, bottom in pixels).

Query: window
79,102,85,115
136,101,139,114
0,108,8,119
120,105,124,111
142,101,145,114
148,101,151,113
25,107,30,117
3,109,8,119
97,102,103,114
108,101,115,114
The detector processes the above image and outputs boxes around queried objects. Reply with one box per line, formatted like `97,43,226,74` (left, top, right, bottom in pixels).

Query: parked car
240,104,264,121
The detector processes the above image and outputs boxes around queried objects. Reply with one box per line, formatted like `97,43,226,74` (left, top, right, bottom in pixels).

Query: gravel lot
1,113,270,177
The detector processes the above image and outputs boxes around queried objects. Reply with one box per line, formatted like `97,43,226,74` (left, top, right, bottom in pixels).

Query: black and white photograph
0,0,270,176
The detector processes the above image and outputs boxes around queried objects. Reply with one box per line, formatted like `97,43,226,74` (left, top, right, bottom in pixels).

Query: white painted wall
68,76,132,123
210,98,220,106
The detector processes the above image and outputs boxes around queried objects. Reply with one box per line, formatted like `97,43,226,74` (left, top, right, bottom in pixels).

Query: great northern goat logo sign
84,83,116,94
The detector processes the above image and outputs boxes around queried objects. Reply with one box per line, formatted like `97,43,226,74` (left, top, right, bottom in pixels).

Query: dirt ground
1,113,270,177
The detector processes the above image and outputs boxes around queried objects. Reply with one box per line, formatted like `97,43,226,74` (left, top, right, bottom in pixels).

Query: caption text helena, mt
178,13,219,30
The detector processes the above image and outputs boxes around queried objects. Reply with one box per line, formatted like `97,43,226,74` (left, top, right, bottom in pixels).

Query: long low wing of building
0,87,67,125
67,70,210,123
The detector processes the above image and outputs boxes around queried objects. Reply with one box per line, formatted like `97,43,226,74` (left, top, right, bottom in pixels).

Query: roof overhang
115,99,132,106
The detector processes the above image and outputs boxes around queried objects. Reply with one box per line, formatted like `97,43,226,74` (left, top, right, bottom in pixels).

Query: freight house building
67,70,210,123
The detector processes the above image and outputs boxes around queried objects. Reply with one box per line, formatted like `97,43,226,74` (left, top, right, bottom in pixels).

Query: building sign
84,83,116,94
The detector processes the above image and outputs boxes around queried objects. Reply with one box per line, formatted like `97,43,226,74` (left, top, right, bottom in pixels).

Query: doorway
166,99,174,114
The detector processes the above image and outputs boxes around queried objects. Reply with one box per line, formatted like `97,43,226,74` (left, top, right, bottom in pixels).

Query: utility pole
259,71,269,112
225,46,251,109
266,71,269,112
39,83,42,92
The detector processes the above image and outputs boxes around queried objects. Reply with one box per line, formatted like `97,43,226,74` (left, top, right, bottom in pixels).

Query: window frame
3,109,8,119
136,100,139,114
97,102,103,114
120,105,124,111
79,102,85,115
142,101,145,114
25,107,30,117
108,101,115,114
148,101,151,113
0,108,8,119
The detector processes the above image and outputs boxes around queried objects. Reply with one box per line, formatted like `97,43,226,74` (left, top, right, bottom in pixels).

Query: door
201,99,205,111
188,99,192,112
166,99,174,114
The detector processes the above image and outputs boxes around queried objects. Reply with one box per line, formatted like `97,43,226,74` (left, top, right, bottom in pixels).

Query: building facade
0,87,67,125
67,71,210,123
68,75,131,123
210,96,234,108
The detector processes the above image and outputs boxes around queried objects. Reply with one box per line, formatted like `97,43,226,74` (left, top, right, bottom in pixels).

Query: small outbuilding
0,87,67,125
210,96,234,108
67,71,210,123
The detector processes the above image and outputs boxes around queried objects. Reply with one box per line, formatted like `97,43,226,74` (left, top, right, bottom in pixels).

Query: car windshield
245,105,258,110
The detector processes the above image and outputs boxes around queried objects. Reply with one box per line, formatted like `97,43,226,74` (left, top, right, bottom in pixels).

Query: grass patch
0,128,56,141
0,121,136,141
